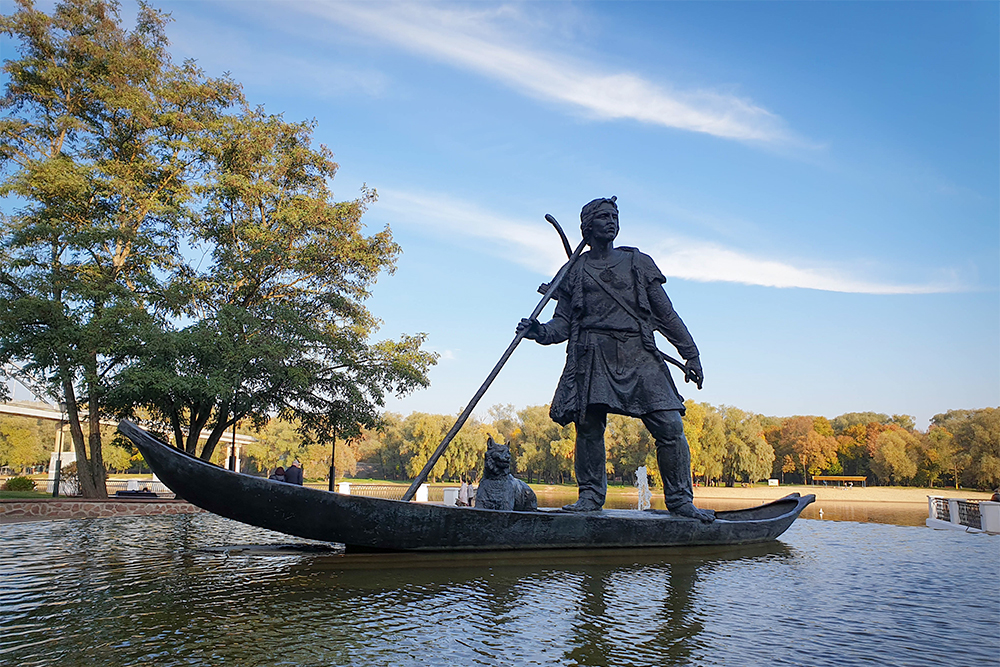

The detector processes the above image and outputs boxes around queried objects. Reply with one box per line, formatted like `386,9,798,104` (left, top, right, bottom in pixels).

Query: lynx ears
487,436,497,449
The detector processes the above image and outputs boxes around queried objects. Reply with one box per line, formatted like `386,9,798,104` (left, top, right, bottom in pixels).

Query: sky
3,1,999,429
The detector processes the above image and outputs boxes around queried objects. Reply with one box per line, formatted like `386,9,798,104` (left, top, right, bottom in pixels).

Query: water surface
1,514,996,666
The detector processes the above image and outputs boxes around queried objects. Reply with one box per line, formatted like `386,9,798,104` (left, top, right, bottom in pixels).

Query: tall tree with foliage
605,414,657,486
355,415,409,480
108,105,437,460
718,406,773,486
0,0,240,496
935,408,1000,489
0,415,52,471
684,400,725,484
870,427,918,484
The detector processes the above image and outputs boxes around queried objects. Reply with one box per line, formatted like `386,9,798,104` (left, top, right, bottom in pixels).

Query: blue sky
5,1,999,428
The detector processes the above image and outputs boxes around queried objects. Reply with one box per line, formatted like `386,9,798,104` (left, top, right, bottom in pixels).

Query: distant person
285,460,304,485
990,488,1000,503
269,466,286,482
458,478,471,506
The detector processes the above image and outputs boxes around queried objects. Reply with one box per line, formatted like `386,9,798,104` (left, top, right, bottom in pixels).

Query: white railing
928,496,1000,534
337,483,432,502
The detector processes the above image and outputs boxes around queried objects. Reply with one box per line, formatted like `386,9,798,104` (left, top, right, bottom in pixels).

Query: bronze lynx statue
475,437,537,512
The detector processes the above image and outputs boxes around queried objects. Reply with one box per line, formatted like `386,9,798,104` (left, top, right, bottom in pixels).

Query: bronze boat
119,420,814,552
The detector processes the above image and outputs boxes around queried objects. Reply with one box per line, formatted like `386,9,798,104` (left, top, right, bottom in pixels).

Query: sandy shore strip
692,485,993,504
523,483,994,505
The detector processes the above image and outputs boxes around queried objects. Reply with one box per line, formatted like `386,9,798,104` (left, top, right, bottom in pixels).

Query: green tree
395,412,450,481
108,107,436,460
245,417,303,474
940,408,1000,489
813,416,835,437
836,427,869,477
768,415,837,484
101,443,132,472
890,414,916,431
516,404,575,484
605,414,658,486
0,0,240,496
965,409,1000,489
488,403,521,458
871,427,918,484
0,415,50,471
355,416,409,481
830,412,892,435
718,406,774,487
685,401,725,485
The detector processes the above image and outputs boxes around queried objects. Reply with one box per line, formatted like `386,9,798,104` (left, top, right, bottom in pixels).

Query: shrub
58,462,80,496
2,476,36,491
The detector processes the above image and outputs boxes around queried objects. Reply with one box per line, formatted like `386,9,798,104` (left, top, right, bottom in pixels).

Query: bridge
0,401,255,479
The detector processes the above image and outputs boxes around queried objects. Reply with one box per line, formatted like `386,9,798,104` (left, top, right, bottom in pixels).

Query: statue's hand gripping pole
401,216,587,502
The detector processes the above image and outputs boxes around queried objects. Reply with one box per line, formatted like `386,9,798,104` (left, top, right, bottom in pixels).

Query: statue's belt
580,328,640,342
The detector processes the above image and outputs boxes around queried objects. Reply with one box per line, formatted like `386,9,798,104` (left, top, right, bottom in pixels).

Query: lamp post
328,429,336,492
229,421,237,472
52,401,65,498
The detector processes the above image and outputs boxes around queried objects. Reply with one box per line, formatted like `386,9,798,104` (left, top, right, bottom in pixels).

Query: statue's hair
580,196,618,241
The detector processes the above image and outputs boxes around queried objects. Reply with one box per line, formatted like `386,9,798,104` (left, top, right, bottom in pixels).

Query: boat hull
119,420,814,551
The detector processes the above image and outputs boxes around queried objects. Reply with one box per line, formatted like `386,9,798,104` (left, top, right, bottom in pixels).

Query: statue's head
580,196,618,243
484,436,511,478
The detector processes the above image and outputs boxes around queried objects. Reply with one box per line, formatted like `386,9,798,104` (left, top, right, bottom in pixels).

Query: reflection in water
1,514,996,667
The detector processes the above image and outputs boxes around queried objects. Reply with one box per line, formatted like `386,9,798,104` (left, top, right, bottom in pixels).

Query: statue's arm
649,284,704,387
648,283,699,361
517,296,570,345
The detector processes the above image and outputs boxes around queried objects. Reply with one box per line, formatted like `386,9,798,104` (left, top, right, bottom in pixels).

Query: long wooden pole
400,231,588,501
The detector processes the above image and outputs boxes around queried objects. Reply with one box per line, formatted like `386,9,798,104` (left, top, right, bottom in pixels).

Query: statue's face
588,205,619,243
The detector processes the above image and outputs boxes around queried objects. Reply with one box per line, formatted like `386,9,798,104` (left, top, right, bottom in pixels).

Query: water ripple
0,514,996,666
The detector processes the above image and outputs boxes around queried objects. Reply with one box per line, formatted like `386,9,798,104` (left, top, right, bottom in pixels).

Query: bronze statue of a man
518,197,715,521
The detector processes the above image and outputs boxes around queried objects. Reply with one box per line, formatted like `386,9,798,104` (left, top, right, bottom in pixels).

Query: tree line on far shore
349,404,999,491
2,404,997,491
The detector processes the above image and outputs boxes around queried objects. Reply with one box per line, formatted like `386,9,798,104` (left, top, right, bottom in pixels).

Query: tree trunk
185,403,214,454
61,376,98,497
200,402,232,461
86,367,108,498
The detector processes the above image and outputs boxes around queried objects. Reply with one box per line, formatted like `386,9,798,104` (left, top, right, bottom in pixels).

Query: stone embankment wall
1,498,204,523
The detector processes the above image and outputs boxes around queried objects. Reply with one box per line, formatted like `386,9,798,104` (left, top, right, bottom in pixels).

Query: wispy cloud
297,2,797,144
649,238,960,295
376,189,961,295
376,189,569,275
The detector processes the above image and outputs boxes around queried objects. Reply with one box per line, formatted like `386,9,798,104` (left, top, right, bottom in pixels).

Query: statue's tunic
535,247,699,426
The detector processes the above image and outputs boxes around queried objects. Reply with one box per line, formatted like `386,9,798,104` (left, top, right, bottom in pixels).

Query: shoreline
531,483,993,505
693,485,992,504
3,485,990,525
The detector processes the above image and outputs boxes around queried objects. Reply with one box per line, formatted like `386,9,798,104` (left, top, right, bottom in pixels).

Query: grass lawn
0,489,51,499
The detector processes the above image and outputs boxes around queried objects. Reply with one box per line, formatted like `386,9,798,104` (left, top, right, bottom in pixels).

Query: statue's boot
669,502,715,523
562,497,603,512
645,410,715,524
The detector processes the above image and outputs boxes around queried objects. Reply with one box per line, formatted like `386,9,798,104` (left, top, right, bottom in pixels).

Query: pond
1,512,996,666
542,489,932,527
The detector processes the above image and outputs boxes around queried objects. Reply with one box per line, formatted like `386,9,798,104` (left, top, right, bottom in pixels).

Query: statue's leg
564,406,607,511
641,410,714,522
